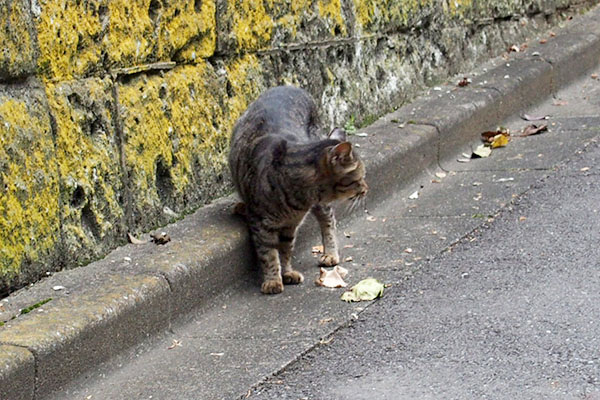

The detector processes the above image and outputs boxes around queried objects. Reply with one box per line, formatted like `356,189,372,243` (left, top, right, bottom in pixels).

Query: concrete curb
1,5,599,399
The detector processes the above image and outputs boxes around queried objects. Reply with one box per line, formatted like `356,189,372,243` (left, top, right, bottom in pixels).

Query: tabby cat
229,86,368,294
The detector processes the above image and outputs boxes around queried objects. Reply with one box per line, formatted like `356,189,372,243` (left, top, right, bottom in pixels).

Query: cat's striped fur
229,86,367,294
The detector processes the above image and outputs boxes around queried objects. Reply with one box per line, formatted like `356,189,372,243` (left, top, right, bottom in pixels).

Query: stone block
45,77,126,266
216,0,351,54
117,62,237,230
0,79,60,291
155,0,217,62
0,0,39,81
35,0,106,80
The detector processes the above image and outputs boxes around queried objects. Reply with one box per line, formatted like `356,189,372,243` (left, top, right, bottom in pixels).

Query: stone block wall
0,0,593,293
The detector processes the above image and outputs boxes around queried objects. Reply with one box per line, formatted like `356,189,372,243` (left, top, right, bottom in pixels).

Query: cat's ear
328,127,347,142
272,139,287,166
331,141,353,159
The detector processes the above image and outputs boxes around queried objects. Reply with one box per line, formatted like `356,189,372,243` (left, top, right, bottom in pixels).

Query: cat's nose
360,181,369,195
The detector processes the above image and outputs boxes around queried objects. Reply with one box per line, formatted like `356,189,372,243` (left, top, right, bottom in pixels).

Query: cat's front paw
283,270,304,285
261,279,284,294
319,253,340,267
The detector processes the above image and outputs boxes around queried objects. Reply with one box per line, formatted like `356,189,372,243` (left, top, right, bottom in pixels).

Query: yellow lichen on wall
318,0,347,35
225,54,264,124
105,0,154,68
352,0,435,31
118,74,171,214
157,0,217,61
45,78,124,258
0,0,37,78
275,1,313,40
36,0,104,80
229,0,275,51
163,65,226,177
118,62,231,223
0,97,59,283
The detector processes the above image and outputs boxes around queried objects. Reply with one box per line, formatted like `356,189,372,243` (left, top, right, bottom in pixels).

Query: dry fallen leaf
592,73,599,80
457,77,471,87
404,248,413,253
539,38,548,44
168,339,182,349
127,232,147,245
472,144,492,158
315,266,349,288
491,134,510,148
341,278,385,302
151,232,171,245
344,256,353,262
366,215,377,222
481,128,510,143
319,317,333,325
521,113,550,121
519,124,548,137
552,99,568,106
519,216,527,221
435,171,447,179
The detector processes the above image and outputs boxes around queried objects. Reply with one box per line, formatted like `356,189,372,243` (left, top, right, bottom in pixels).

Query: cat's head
322,128,368,202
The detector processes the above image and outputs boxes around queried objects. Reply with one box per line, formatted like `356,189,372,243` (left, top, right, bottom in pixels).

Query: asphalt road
249,92,600,397
52,66,600,400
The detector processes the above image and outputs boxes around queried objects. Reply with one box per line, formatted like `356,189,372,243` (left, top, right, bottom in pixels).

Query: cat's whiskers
344,193,366,216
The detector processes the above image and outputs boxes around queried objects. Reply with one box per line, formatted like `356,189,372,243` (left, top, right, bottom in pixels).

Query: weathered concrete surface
0,345,34,400
0,0,597,292
0,7,598,399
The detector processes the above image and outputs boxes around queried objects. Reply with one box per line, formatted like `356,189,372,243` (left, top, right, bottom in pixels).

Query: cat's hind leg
278,227,304,285
311,204,340,267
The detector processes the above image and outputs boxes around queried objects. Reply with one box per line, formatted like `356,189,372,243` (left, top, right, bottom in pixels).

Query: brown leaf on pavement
481,128,510,143
520,113,550,121
457,77,471,87
552,99,568,106
151,232,171,245
315,266,349,288
519,124,548,137
127,232,148,245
